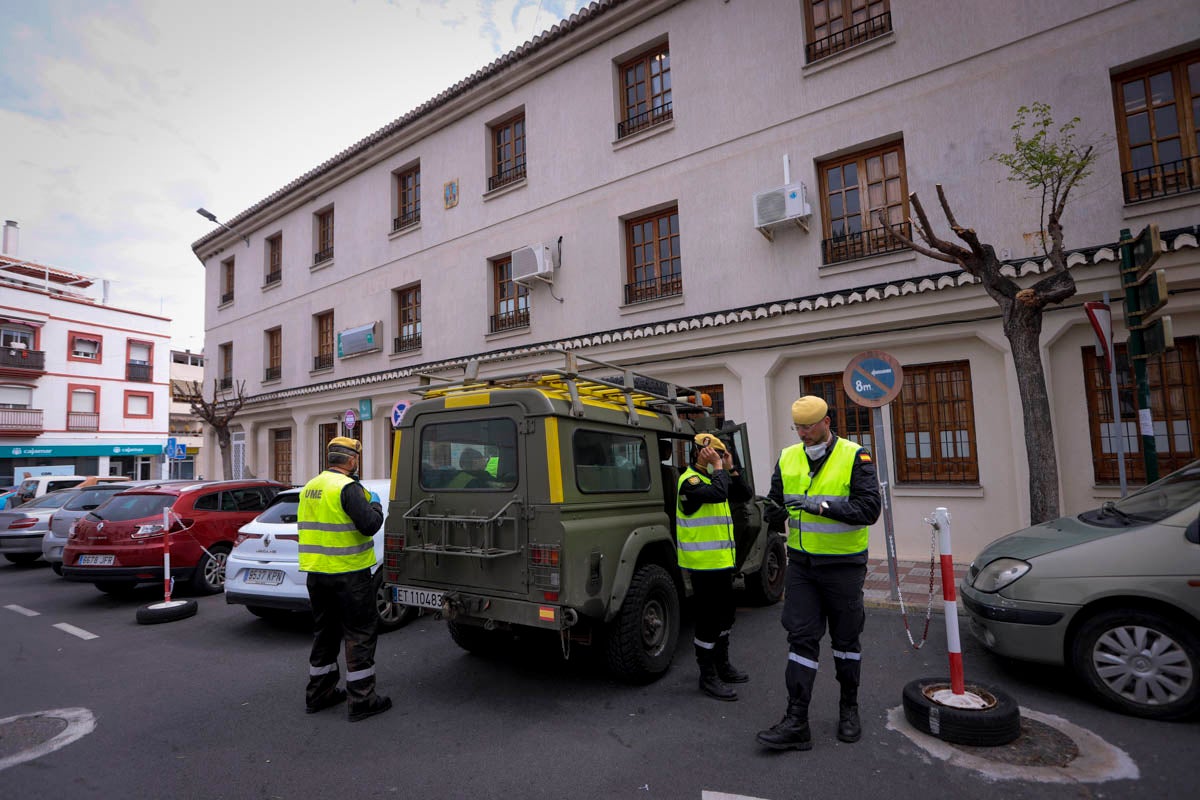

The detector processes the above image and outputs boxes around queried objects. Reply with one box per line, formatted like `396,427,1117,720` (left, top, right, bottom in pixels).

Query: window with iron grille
265,328,281,381
490,257,529,333
624,206,682,304
490,113,526,191
394,284,422,352
315,208,334,263
1082,338,1199,484
266,234,282,284
314,312,334,370
801,373,875,451
219,342,233,389
1112,49,1200,203
803,0,892,63
618,42,672,139
272,428,292,485
394,165,421,230
891,360,978,484
818,141,909,265
221,257,235,304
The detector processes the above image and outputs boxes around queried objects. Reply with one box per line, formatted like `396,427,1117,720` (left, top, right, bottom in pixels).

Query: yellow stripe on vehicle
390,431,401,501
545,417,563,503
445,392,490,408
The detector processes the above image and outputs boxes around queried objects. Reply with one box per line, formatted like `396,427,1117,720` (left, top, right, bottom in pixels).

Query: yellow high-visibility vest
675,467,735,570
780,439,869,556
298,471,376,573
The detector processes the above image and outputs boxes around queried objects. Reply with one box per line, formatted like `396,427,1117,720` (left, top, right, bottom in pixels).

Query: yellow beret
329,436,362,454
791,395,829,425
693,433,727,453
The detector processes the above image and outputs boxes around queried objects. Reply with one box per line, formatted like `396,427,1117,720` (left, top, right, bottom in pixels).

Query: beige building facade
193,0,1200,560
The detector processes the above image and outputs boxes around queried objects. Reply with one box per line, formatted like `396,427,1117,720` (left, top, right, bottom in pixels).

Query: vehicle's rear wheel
448,619,512,656
191,545,231,595
744,535,787,606
605,563,679,683
1071,608,1200,720
4,553,40,565
377,584,418,632
95,580,138,596
50,562,63,576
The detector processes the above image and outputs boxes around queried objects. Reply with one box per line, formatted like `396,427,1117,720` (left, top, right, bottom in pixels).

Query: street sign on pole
358,398,373,421
1127,223,1162,280
166,437,177,458
1134,269,1169,319
391,401,408,428
173,444,187,460
343,408,357,434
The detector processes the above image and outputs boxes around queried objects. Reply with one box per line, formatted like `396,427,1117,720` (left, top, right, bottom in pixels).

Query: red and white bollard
929,507,987,709
161,507,173,603
135,508,196,624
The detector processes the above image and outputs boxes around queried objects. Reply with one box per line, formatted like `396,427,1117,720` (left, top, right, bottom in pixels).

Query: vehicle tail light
276,533,298,541
235,532,262,546
68,521,79,539
528,543,561,590
8,516,39,529
543,591,559,601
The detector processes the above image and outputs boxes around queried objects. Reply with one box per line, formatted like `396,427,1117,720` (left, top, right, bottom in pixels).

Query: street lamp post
196,208,249,246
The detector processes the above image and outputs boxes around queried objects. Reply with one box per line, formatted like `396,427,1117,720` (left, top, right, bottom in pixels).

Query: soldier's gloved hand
764,503,789,527
787,496,826,515
368,491,381,505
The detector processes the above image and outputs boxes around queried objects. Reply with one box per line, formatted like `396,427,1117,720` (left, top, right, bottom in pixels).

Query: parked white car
225,479,415,630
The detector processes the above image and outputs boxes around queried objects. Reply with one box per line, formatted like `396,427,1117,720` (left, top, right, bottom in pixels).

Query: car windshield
418,418,518,491
22,492,73,510
63,488,126,511
88,493,175,522
1106,460,1200,523
256,494,300,524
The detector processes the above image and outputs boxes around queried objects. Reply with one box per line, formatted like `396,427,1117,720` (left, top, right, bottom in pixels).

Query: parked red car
63,480,287,595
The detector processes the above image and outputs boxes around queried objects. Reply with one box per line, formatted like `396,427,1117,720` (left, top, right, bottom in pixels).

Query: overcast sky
1,0,590,353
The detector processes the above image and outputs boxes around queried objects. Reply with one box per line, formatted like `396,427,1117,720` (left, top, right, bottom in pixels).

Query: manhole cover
955,717,1079,767
0,716,69,760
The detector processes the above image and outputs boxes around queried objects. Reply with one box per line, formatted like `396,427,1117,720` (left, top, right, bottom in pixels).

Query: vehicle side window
193,492,220,511
48,479,81,493
230,488,267,512
573,429,651,493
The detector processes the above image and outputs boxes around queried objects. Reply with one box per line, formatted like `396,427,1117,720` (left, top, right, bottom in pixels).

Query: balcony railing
488,161,527,192
0,348,46,372
314,247,334,265
264,365,281,382
624,274,683,305
313,353,334,371
0,408,44,436
67,411,99,432
126,362,152,382
806,11,892,62
821,220,911,265
617,101,673,139
264,268,282,285
393,333,422,353
1122,155,1200,203
393,207,421,231
488,308,530,334
218,376,233,390
220,291,234,305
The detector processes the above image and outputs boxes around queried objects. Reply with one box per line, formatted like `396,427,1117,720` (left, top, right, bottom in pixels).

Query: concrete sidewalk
862,556,970,611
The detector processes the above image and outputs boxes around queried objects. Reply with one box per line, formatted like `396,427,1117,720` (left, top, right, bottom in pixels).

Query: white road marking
0,708,97,772
703,794,772,800
4,604,40,616
53,623,99,640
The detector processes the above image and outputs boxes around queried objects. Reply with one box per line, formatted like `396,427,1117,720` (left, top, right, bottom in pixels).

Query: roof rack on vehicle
414,348,711,431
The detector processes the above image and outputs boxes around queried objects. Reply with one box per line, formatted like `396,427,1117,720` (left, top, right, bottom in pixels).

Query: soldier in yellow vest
757,396,880,751
298,436,390,722
677,433,754,701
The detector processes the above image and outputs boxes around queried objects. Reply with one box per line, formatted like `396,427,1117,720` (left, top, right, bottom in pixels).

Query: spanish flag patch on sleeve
859,451,873,463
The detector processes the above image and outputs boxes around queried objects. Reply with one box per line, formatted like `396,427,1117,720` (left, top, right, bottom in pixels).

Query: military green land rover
383,350,785,681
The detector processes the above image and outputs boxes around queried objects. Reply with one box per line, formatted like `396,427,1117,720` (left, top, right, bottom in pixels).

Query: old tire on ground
605,563,680,683
4,553,40,565
1071,608,1200,720
95,580,139,596
744,535,787,606
378,583,418,632
136,599,198,625
902,677,1020,746
448,619,512,656
190,544,231,595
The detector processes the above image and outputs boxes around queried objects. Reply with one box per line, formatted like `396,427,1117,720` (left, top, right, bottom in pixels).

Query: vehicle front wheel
4,553,40,565
1071,608,1200,720
605,563,680,683
190,545,231,595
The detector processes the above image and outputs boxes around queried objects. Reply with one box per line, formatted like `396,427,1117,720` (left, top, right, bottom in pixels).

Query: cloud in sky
0,0,591,352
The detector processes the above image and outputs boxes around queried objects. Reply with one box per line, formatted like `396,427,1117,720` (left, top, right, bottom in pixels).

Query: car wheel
377,585,418,632
605,563,680,683
4,553,40,565
95,581,138,596
744,535,787,606
1071,608,1200,720
190,545,231,595
136,599,198,625
902,677,1021,746
448,619,512,656
50,562,63,576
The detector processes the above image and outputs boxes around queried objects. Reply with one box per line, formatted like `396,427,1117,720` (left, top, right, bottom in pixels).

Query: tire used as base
136,599,198,625
902,676,1021,747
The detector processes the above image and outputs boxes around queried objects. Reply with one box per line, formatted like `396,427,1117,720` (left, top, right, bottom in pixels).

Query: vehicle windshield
63,488,126,511
22,492,73,510
256,494,300,524
1102,460,1200,523
88,493,175,522
418,419,518,491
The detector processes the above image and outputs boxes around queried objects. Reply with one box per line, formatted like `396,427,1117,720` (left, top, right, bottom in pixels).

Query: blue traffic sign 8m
842,350,904,408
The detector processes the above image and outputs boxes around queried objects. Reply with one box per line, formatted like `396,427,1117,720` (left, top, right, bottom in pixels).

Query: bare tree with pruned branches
878,104,1098,525
186,379,247,480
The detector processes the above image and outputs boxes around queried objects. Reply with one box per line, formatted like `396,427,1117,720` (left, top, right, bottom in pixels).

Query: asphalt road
1,559,1196,800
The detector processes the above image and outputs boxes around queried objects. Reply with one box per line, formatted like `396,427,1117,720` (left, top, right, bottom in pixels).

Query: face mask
706,464,716,476
805,442,828,460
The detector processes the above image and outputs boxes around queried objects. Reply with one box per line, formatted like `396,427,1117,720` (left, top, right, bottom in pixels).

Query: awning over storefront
2,444,164,458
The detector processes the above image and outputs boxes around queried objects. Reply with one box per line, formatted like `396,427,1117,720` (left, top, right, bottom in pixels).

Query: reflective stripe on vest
297,471,376,574
780,438,869,556
675,467,734,570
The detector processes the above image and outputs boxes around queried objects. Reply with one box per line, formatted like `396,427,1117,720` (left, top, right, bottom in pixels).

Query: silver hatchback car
961,459,1200,720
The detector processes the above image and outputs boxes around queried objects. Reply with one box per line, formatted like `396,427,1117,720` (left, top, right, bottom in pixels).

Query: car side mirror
1186,516,1199,545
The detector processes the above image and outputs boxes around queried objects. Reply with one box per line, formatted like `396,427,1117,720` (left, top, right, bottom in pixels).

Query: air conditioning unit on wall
753,182,812,241
338,321,380,358
511,242,556,286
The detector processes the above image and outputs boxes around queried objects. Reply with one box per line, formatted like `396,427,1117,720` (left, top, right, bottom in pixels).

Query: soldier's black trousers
689,567,735,647
306,568,380,707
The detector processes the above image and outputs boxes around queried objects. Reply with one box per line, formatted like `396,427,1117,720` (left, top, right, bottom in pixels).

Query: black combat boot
837,687,862,743
697,647,738,701
347,695,392,722
756,700,812,751
715,637,749,684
